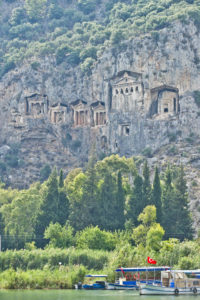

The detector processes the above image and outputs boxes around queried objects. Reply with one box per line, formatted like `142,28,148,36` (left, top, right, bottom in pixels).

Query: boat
140,269,200,295
77,274,108,290
107,267,169,290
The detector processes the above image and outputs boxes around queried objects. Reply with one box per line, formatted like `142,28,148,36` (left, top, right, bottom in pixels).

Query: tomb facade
150,85,179,117
10,108,24,128
49,103,68,124
71,99,89,127
25,94,49,117
91,101,106,126
110,71,144,112
120,124,130,136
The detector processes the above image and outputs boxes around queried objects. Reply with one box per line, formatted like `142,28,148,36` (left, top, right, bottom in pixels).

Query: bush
40,164,51,182
75,226,117,251
80,46,97,61
5,154,18,168
168,132,177,142
178,257,196,270
71,140,81,150
44,222,74,248
193,91,200,107
78,0,101,14
0,61,16,78
56,45,71,64
80,57,95,74
31,61,40,70
142,147,152,158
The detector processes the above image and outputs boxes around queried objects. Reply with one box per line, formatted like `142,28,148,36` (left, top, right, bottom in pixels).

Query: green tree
59,169,64,188
67,171,87,231
127,174,143,227
75,226,116,250
0,183,42,249
58,170,69,225
40,164,51,182
116,171,125,229
25,0,47,21
132,205,157,246
36,168,59,246
162,166,176,238
98,171,118,230
173,166,193,240
151,167,162,223
44,222,74,248
142,160,151,207
146,223,165,251
132,205,165,251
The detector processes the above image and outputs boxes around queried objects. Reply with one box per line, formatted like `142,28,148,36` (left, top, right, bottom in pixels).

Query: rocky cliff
0,20,200,224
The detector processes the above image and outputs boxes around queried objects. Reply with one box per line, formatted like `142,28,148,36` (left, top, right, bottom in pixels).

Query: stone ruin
110,71,144,112
91,101,106,126
25,93,49,117
150,85,179,118
20,71,179,136
49,103,68,124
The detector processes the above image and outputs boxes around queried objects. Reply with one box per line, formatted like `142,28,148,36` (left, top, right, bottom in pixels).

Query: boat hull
107,283,138,290
140,284,200,295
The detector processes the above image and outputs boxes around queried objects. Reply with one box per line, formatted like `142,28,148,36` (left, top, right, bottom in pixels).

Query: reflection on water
0,290,200,300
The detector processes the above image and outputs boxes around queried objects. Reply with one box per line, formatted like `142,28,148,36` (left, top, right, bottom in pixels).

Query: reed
0,265,86,289
0,248,111,271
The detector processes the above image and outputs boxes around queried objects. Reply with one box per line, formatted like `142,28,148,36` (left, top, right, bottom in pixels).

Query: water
0,290,200,300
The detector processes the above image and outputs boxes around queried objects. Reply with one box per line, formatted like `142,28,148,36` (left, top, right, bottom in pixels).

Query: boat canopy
115,267,171,272
85,275,108,277
172,270,200,274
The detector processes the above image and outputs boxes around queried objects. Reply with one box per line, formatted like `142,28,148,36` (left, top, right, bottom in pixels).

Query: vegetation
0,154,196,288
0,155,193,249
0,0,200,78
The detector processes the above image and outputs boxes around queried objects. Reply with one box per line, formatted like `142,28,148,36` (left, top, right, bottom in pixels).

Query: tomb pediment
111,71,142,86
151,85,179,94
113,77,137,86
71,99,87,110
73,103,87,110
91,101,105,111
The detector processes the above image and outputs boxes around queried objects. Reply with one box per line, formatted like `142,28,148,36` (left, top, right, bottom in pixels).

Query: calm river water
0,290,200,300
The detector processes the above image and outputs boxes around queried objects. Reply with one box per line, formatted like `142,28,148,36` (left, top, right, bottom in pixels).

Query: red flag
147,256,157,264
120,267,125,275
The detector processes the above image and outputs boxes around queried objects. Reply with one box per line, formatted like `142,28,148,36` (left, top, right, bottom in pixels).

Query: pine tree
59,169,64,188
36,168,59,246
116,171,125,229
162,166,175,237
98,171,118,230
127,174,144,227
77,151,99,229
58,169,69,226
162,165,193,240
174,165,193,240
143,160,151,207
151,167,162,223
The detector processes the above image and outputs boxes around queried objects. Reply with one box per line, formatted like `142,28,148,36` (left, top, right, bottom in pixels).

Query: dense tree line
0,0,200,77
0,154,193,250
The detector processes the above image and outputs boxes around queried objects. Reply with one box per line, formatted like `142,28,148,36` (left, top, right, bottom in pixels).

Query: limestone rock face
0,22,200,218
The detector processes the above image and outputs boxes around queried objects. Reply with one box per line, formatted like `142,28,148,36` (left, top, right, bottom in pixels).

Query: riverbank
0,267,87,289
0,248,113,289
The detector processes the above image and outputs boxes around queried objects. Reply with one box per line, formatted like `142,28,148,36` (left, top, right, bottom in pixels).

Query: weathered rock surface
0,21,200,224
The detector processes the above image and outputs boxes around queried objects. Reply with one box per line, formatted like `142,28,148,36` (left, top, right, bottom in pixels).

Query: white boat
107,267,170,290
140,269,200,295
